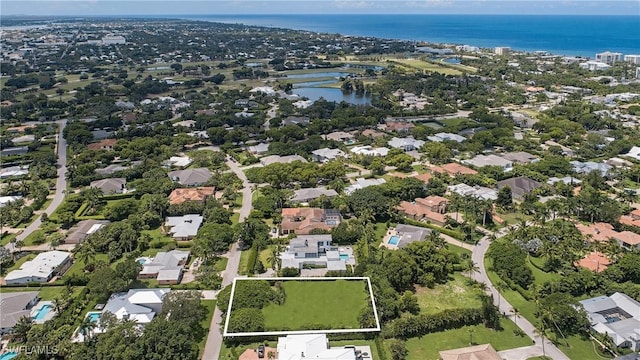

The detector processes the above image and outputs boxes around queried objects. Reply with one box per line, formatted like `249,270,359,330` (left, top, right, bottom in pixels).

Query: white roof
388,137,425,149
5,251,71,282
165,156,192,168
0,196,22,207
462,154,513,168
165,214,203,238
428,132,466,143
344,177,386,195
350,145,389,157
448,183,498,201
624,146,640,161
277,334,355,360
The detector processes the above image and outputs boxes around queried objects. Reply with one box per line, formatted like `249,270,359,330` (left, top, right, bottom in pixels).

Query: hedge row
382,307,485,338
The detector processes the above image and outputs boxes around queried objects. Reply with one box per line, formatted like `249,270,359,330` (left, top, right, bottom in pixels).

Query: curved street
202,157,253,360
5,119,68,252
471,228,570,360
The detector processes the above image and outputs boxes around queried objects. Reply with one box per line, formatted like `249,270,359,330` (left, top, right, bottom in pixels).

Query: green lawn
0,285,76,300
415,273,483,315
230,212,240,225
237,249,251,275
374,222,390,245
258,246,274,270
0,232,17,246
64,253,110,277
22,229,46,246
213,257,228,272
260,279,371,331
527,256,560,285
485,258,537,321
198,300,217,357
555,334,614,360
405,319,533,360
392,59,463,75
448,244,472,258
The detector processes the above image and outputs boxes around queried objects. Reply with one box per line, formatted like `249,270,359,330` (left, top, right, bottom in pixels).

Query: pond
442,58,461,64
293,87,372,105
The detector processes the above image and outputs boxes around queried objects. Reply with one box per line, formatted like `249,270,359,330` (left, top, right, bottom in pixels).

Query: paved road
202,157,253,360
471,227,569,360
5,119,68,252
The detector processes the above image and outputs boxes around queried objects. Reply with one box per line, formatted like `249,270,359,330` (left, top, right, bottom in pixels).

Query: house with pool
383,224,433,249
137,250,190,285
73,289,170,342
0,291,56,337
280,235,355,274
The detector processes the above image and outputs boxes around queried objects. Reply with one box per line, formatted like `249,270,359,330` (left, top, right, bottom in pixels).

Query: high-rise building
595,51,623,64
495,47,511,55
625,55,640,65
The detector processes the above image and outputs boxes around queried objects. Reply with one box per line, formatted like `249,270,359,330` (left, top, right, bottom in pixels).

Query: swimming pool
388,235,400,245
32,304,52,321
87,312,101,323
0,352,18,360
339,254,349,261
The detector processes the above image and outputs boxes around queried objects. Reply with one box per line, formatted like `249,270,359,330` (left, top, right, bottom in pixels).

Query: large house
168,168,213,186
344,177,386,195
448,183,498,201
0,291,40,335
386,224,432,248
439,344,501,360
168,187,216,205
350,145,389,157
276,334,369,360
65,219,110,244
575,222,640,250
260,155,307,166
462,154,513,171
103,288,169,324
497,176,542,201
580,292,640,351
311,148,347,163
290,187,338,204
87,139,117,151
280,235,349,272
280,208,341,235
5,251,72,285
165,214,203,240
388,137,425,152
429,163,477,176
138,250,190,285
90,178,127,195
397,196,450,226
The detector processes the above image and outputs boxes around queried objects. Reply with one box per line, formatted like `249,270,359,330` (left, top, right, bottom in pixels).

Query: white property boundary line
223,277,381,337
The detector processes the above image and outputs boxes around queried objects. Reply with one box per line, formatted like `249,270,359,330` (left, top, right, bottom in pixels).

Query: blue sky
1,0,639,16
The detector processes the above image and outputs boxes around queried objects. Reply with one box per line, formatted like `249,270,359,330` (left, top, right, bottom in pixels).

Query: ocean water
189,15,640,57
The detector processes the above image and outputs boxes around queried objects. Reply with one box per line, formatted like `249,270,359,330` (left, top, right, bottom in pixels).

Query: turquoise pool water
0,352,18,360
339,254,349,261
87,313,101,323
388,235,400,245
33,304,52,320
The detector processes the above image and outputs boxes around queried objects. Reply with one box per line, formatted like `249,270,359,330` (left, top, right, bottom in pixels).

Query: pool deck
31,300,55,324
380,229,400,250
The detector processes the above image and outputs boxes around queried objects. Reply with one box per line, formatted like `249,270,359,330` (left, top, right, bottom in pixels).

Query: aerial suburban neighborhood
0,13,639,360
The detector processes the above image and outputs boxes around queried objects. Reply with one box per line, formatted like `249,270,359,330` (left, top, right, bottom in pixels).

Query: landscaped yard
0,285,82,300
256,279,372,331
198,300,217,357
415,273,483,315
404,318,533,360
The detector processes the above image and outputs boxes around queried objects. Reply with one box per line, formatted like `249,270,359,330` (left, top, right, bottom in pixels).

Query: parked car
257,344,265,358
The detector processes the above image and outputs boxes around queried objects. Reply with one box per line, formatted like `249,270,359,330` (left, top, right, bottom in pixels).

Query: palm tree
15,240,24,252
464,259,479,279
534,321,548,358
12,316,33,342
75,245,96,271
79,315,97,341
510,307,521,326
267,246,282,271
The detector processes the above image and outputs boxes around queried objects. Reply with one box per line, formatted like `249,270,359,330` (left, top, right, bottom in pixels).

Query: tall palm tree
534,322,548,358
267,246,282,271
79,315,97,341
510,307,521,326
12,316,33,342
464,259,479,279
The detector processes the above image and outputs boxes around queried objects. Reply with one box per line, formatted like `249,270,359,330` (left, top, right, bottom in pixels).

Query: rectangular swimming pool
87,312,101,323
339,254,349,261
33,304,52,321
388,235,400,245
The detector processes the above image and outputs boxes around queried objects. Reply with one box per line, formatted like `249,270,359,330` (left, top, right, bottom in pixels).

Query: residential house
624,146,640,162
613,231,640,250
350,145,389,157
361,129,385,138
311,148,347,163
344,177,386,195
619,208,640,228
575,251,611,273
163,156,192,168
397,196,450,226
0,291,40,335
138,250,190,285
580,292,640,351
500,151,539,164
0,165,29,179
87,139,117,151
571,161,613,177
547,176,581,185
0,146,28,157
388,224,432,248
259,155,307,166
65,220,110,244
5,251,72,285
90,178,127,195
280,235,347,271
412,172,433,184
281,116,310,126
91,129,115,140
462,154,513,171
103,288,170,325
427,132,466,143
0,196,22,208
323,131,355,144
248,142,270,155
430,163,478,176
168,187,215,205
168,168,213,186
276,334,368,360
11,135,35,144
439,344,501,360
384,121,415,133
172,120,196,128
280,208,341,235
575,222,618,243
542,140,575,157
448,183,498,201
165,214,203,240
290,187,338,204
388,137,425,152
497,176,542,201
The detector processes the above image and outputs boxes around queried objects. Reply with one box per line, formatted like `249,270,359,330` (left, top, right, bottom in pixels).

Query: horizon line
3,13,639,17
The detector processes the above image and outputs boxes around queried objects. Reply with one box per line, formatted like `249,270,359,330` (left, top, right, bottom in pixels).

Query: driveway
202,157,254,360
471,223,569,360
5,119,68,252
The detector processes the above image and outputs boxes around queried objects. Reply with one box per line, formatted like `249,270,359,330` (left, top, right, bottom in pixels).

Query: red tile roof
575,251,611,273
168,187,215,205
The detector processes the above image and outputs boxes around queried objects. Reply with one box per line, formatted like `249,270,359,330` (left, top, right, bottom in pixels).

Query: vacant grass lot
404,319,533,360
261,279,371,331
391,59,463,75
415,273,482,315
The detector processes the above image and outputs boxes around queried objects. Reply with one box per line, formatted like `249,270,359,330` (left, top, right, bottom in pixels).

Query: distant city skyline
1,0,639,16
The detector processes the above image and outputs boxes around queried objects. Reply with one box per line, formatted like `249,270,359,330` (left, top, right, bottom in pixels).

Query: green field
258,279,372,331
405,319,533,360
198,300,217,357
415,273,483,315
